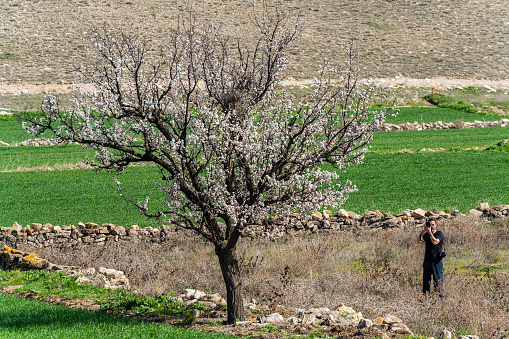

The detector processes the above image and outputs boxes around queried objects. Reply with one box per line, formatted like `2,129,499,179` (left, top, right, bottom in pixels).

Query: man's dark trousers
422,259,443,293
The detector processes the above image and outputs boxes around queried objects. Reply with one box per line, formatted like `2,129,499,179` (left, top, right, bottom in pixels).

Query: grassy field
0,106,508,227
0,125,507,170
0,147,507,228
383,106,503,124
0,166,168,228
335,151,509,214
0,108,508,337
0,144,94,171
369,126,509,153
0,293,238,339
0,120,55,145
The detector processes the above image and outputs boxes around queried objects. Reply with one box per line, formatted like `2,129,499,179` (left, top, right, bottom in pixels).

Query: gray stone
111,226,126,236
286,317,300,325
467,209,483,218
389,322,413,335
382,314,403,325
265,313,284,324
411,208,426,219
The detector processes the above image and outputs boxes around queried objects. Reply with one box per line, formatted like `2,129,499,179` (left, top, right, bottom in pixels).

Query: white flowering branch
19,4,392,324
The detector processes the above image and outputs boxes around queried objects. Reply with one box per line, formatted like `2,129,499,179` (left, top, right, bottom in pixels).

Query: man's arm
429,232,441,245
418,230,426,243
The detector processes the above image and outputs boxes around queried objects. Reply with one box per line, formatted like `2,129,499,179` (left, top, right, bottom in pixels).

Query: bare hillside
0,0,508,82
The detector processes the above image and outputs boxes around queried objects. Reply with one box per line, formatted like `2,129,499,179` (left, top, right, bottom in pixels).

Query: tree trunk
215,245,244,324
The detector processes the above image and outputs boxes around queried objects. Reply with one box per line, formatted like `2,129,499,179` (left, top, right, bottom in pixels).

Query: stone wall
264,203,509,237
376,118,509,132
0,118,507,148
1,203,508,249
0,244,130,289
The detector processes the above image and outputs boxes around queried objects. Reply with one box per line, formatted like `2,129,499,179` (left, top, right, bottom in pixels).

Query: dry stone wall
0,244,130,289
0,118,507,148
376,118,509,132
1,203,508,250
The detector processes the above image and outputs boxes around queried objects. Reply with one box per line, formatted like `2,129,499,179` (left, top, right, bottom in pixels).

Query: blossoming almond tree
21,8,390,324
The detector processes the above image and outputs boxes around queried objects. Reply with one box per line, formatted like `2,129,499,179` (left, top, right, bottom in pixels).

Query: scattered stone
357,318,373,328
311,212,323,220
265,313,285,324
467,209,483,218
479,202,490,212
439,329,453,339
381,314,403,325
482,84,496,92
286,317,300,325
389,322,413,335
192,309,205,319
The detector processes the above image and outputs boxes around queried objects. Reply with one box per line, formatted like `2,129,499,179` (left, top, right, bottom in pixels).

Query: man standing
418,218,444,294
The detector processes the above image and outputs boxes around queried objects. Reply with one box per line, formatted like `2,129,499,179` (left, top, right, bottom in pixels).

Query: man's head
426,218,436,232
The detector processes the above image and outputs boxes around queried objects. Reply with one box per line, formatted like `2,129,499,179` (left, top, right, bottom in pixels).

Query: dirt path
1,78,509,96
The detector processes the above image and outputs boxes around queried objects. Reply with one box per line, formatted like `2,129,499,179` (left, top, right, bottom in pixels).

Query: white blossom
20,11,392,266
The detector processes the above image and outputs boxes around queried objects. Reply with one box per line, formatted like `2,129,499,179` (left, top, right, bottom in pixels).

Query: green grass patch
0,53,16,60
99,290,208,317
257,324,277,333
0,270,116,300
0,107,502,145
0,293,236,339
423,93,487,115
0,152,507,227
0,120,55,144
335,152,509,214
0,269,212,321
384,106,501,125
485,139,509,152
0,144,94,171
488,101,509,111
370,126,509,153
0,166,168,228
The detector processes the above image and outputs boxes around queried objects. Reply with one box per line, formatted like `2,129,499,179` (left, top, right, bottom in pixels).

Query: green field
335,152,509,214
0,106,508,227
369,126,509,153
0,166,168,228
0,120,55,145
1,127,508,171
383,106,503,124
0,293,238,339
0,144,94,171
0,151,507,228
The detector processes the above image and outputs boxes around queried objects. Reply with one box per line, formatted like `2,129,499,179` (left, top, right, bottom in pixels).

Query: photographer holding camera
418,218,445,295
